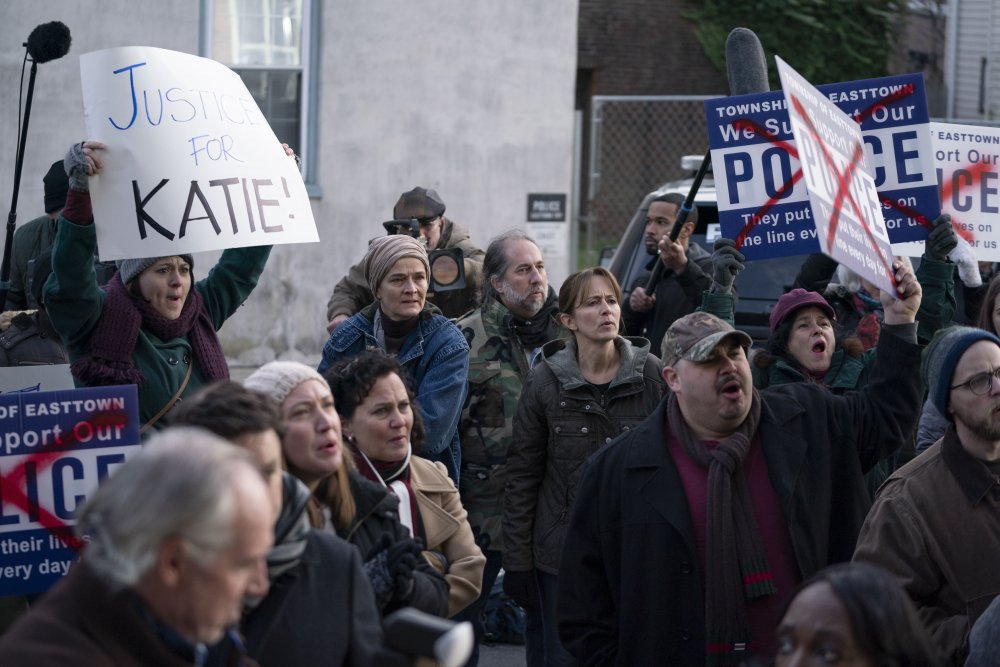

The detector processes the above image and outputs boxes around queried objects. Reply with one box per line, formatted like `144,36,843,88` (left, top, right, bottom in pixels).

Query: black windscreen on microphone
25,21,71,64
725,27,769,96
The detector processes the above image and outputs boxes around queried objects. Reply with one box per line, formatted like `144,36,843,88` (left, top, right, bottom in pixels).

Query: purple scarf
71,272,229,387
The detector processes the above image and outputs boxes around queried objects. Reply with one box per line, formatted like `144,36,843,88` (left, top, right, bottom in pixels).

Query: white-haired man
0,428,274,666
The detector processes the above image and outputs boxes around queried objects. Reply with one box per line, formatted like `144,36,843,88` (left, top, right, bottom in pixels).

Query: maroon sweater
666,426,801,658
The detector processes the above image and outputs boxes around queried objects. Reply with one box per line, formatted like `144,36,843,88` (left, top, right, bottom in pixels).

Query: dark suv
606,158,806,343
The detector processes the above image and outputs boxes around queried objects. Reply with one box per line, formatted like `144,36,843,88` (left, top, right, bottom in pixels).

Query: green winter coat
44,218,271,428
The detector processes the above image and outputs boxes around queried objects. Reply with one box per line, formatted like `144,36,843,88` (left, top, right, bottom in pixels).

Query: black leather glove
64,142,92,192
386,538,423,604
502,569,539,611
710,238,746,294
925,214,957,262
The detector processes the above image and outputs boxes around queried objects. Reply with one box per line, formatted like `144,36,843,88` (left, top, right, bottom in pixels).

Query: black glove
710,238,745,294
64,142,92,192
925,214,958,262
363,543,396,610
386,538,424,604
502,569,539,611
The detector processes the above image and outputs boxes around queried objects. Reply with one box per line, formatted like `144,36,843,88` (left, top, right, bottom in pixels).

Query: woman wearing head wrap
244,360,449,619
318,234,470,483
43,141,272,431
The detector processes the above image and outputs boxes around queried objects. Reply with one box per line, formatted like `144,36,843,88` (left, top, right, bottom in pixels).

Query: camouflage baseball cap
660,311,752,367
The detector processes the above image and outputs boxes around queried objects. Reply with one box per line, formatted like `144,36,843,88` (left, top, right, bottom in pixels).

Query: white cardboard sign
776,56,896,296
80,46,318,260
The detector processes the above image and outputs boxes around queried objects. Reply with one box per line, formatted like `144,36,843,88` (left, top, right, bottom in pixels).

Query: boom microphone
25,21,71,64
644,28,770,295
725,27,770,95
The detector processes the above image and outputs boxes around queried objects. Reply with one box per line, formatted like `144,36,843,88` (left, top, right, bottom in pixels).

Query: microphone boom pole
0,21,71,311
0,57,39,311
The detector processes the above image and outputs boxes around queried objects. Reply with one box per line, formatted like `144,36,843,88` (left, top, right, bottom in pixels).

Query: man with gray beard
855,326,1000,666
454,230,562,666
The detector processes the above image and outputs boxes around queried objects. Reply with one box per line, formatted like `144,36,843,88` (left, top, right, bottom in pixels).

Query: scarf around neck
351,443,422,539
267,473,312,580
504,290,558,349
666,389,775,666
71,272,229,388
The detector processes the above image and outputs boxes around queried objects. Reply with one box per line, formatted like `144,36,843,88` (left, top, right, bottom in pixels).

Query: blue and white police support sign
777,57,896,296
706,72,938,261
930,122,1000,261
0,385,140,596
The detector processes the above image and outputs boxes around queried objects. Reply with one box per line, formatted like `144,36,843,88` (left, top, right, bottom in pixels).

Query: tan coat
411,456,486,617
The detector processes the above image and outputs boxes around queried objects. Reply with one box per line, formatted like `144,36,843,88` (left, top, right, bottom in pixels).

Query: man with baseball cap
325,186,485,332
855,325,1000,665
557,261,924,666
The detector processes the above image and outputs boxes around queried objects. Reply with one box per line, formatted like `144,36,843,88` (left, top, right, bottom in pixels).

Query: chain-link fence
583,95,714,265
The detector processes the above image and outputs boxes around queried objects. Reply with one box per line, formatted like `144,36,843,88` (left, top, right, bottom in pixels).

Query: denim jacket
318,302,470,483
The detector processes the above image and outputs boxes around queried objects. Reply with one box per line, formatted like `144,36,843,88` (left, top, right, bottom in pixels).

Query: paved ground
477,642,526,667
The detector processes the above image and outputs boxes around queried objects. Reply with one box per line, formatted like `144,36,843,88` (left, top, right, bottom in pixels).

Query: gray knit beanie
923,325,1000,418
244,361,328,409
363,235,430,293
116,254,195,286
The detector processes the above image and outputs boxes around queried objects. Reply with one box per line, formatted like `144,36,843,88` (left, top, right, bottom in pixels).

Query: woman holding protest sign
43,140,274,431
703,237,946,498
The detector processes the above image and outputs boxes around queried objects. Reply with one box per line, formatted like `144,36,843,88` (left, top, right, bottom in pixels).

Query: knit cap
244,361,328,409
43,160,69,213
363,235,430,293
116,255,194,286
769,288,836,333
923,325,1000,418
393,186,446,220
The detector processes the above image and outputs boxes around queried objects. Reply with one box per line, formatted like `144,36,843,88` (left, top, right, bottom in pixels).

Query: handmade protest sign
928,122,1000,261
0,365,75,394
0,385,140,595
775,57,896,295
80,46,318,260
706,72,938,261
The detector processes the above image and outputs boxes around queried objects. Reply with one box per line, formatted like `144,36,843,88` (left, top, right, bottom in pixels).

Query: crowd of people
1,138,1000,667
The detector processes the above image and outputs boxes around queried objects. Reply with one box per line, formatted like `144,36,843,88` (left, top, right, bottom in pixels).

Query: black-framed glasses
951,368,1000,395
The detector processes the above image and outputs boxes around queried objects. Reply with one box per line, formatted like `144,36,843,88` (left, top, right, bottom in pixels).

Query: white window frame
200,0,320,195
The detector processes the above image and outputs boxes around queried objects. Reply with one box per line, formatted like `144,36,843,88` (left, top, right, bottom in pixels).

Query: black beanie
43,160,69,213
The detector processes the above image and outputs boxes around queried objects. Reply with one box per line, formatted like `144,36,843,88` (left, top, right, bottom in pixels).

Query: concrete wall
0,0,578,365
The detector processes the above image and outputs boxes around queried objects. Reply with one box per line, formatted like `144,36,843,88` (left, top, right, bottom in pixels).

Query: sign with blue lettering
706,72,938,260
0,385,140,596
777,57,896,295
80,46,318,261
929,122,1000,261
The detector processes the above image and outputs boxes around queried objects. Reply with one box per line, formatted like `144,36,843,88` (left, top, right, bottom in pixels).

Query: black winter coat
557,329,924,666
340,473,449,617
243,531,382,666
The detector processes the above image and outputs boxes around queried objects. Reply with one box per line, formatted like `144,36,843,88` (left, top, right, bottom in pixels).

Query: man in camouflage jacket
454,230,562,665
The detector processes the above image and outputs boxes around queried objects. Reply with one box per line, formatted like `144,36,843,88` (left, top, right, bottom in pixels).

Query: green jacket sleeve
699,289,736,326
43,219,104,354
196,244,272,329
914,256,956,344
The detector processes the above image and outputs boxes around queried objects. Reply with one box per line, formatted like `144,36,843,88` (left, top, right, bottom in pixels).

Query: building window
202,0,319,191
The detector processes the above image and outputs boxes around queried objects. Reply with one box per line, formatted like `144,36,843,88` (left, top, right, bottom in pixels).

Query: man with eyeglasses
622,192,713,354
855,325,1000,665
325,187,485,332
